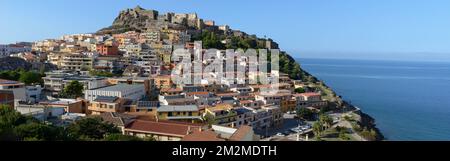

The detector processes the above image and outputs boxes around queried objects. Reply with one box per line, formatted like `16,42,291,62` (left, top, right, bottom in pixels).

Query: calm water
298,58,450,140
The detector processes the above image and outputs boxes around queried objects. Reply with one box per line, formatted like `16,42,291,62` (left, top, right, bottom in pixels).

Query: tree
60,80,84,98
0,105,29,130
319,114,333,129
339,130,350,140
312,121,323,137
19,71,43,85
104,134,143,141
0,105,31,141
203,113,217,127
66,117,120,140
296,108,314,121
360,128,377,141
14,122,66,141
294,87,305,93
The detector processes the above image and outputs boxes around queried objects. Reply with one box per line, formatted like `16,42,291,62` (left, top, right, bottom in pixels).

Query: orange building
96,43,119,56
0,90,14,108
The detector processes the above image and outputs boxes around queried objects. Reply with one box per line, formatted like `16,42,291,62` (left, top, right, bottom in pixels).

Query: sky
1,0,450,61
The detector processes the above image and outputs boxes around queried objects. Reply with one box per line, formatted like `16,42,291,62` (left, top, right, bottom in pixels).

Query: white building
0,44,32,57
84,84,145,101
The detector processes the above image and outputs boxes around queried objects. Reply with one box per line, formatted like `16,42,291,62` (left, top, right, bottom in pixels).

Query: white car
276,133,285,136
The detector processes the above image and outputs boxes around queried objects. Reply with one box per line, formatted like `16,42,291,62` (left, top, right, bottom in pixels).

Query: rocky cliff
0,57,32,71
98,6,159,34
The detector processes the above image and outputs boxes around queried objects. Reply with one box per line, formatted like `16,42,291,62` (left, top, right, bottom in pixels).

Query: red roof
186,91,209,95
229,125,253,141
125,120,203,137
182,130,225,141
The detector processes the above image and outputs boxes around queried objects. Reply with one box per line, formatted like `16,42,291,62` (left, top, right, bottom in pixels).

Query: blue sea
298,58,450,141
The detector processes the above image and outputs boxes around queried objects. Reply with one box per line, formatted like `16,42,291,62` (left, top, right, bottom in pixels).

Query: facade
204,104,239,128
60,53,95,71
124,119,205,141
157,105,202,123
96,43,119,56
154,75,173,88
294,92,328,109
98,112,137,133
0,90,14,108
39,99,85,114
88,96,131,115
43,73,108,95
84,84,145,101
0,44,32,57
255,90,292,106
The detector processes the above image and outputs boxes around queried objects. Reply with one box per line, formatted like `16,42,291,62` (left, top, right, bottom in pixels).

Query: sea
297,58,450,141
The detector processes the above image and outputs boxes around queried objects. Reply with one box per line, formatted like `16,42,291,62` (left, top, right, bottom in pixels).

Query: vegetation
312,121,323,137
59,81,84,98
89,70,121,77
203,113,217,127
14,122,67,141
104,134,144,141
336,126,351,141
296,108,315,121
360,128,377,141
294,87,306,93
319,114,333,129
0,69,43,85
0,105,145,141
66,117,120,140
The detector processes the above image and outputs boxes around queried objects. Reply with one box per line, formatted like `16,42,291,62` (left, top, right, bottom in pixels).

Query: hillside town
0,6,381,141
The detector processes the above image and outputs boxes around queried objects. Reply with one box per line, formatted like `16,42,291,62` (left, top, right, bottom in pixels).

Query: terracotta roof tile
182,130,225,141
125,120,203,137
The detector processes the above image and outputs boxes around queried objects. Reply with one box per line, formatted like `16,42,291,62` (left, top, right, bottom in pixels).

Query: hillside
97,6,317,82
0,57,32,71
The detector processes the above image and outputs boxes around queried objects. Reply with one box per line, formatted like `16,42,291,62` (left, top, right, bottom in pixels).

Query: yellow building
281,99,297,113
204,104,238,127
88,96,129,115
157,105,202,123
154,75,173,89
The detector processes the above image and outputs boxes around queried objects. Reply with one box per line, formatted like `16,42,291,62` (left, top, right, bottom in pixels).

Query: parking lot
259,112,313,141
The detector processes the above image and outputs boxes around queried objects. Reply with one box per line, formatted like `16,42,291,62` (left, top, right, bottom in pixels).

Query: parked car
276,133,285,136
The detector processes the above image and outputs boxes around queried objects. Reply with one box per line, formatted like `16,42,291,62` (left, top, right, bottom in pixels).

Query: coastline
296,60,385,141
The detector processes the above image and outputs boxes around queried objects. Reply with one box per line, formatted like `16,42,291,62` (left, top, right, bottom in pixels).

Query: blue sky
1,0,450,61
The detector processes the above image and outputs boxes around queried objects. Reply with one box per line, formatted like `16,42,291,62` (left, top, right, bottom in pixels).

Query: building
88,96,131,115
39,98,86,114
0,44,32,57
154,75,173,88
255,90,292,106
0,79,42,104
84,84,145,101
131,101,159,115
182,125,259,141
0,90,14,108
157,105,202,123
0,79,25,90
124,119,205,141
93,56,120,72
43,73,108,95
204,103,239,128
160,88,183,96
96,43,119,56
98,112,137,134
280,99,297,113
60,53,95,71
107,77,154,95
294,92,328,109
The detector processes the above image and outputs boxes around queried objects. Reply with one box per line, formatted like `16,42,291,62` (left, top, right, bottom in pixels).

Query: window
188,112,192,116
